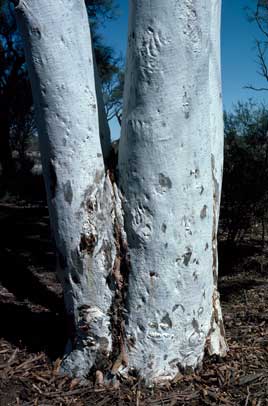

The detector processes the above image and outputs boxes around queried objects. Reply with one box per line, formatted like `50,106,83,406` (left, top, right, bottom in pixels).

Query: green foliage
220,101,268,243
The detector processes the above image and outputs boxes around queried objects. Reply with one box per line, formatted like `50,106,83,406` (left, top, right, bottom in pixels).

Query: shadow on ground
0,204,66,359
0,203,267,360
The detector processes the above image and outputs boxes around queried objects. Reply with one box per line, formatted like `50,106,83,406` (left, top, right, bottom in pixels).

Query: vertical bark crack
108,183,130,376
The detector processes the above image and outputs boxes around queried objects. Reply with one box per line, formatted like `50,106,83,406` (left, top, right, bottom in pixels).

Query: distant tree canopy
247,0,268,91
0,0,122,185
220,101,268,243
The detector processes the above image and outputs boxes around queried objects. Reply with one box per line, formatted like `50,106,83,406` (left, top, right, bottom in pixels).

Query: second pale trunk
119,0,226,381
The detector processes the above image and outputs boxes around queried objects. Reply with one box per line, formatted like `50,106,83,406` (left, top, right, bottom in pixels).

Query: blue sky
100,0,268,138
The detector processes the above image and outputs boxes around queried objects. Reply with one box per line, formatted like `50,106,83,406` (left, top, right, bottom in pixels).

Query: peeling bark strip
119,0,226,382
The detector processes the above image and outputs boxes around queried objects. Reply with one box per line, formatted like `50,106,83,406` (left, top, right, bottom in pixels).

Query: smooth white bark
119,0,225,382
15,0,118,377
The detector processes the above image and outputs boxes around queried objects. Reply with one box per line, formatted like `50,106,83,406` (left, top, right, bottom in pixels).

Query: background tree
0,2,32,181
246,0,268,91
0,0,122,191
220,101,268,244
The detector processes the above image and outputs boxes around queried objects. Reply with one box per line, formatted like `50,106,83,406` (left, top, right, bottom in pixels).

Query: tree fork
15,0,227,383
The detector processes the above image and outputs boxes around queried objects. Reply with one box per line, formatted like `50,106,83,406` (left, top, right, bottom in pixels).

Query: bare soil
0,203,268,405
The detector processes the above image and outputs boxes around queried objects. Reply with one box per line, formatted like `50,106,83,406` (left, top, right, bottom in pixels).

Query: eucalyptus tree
14,0,226,383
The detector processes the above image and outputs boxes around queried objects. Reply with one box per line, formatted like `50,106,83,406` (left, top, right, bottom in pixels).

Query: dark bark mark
79,233,97,255
161,313,172,328
161,223,167,233
159,173,172,189
192,318,200,333
31,26,41,39
183,91,191,119
63,180,73,205
182,248,192,266
200,205,207,219
190,168,200,178
172,304,185,312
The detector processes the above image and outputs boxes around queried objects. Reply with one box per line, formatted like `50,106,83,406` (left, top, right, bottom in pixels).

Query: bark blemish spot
159,173,172,190
211,154,220,205
161,223,167,233
161,313,172,329
138,324,146,333
190,168,200,178
31,26,41,39
80,233,97,254
63,180,73,205
200,205,207,219
192,318,200,333
182,91,191,119
182,248,192,266
172,304,185,313
164,354,168,360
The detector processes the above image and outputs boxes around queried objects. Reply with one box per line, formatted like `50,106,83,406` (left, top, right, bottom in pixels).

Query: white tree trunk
15,0,120,377
119,0,226,382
